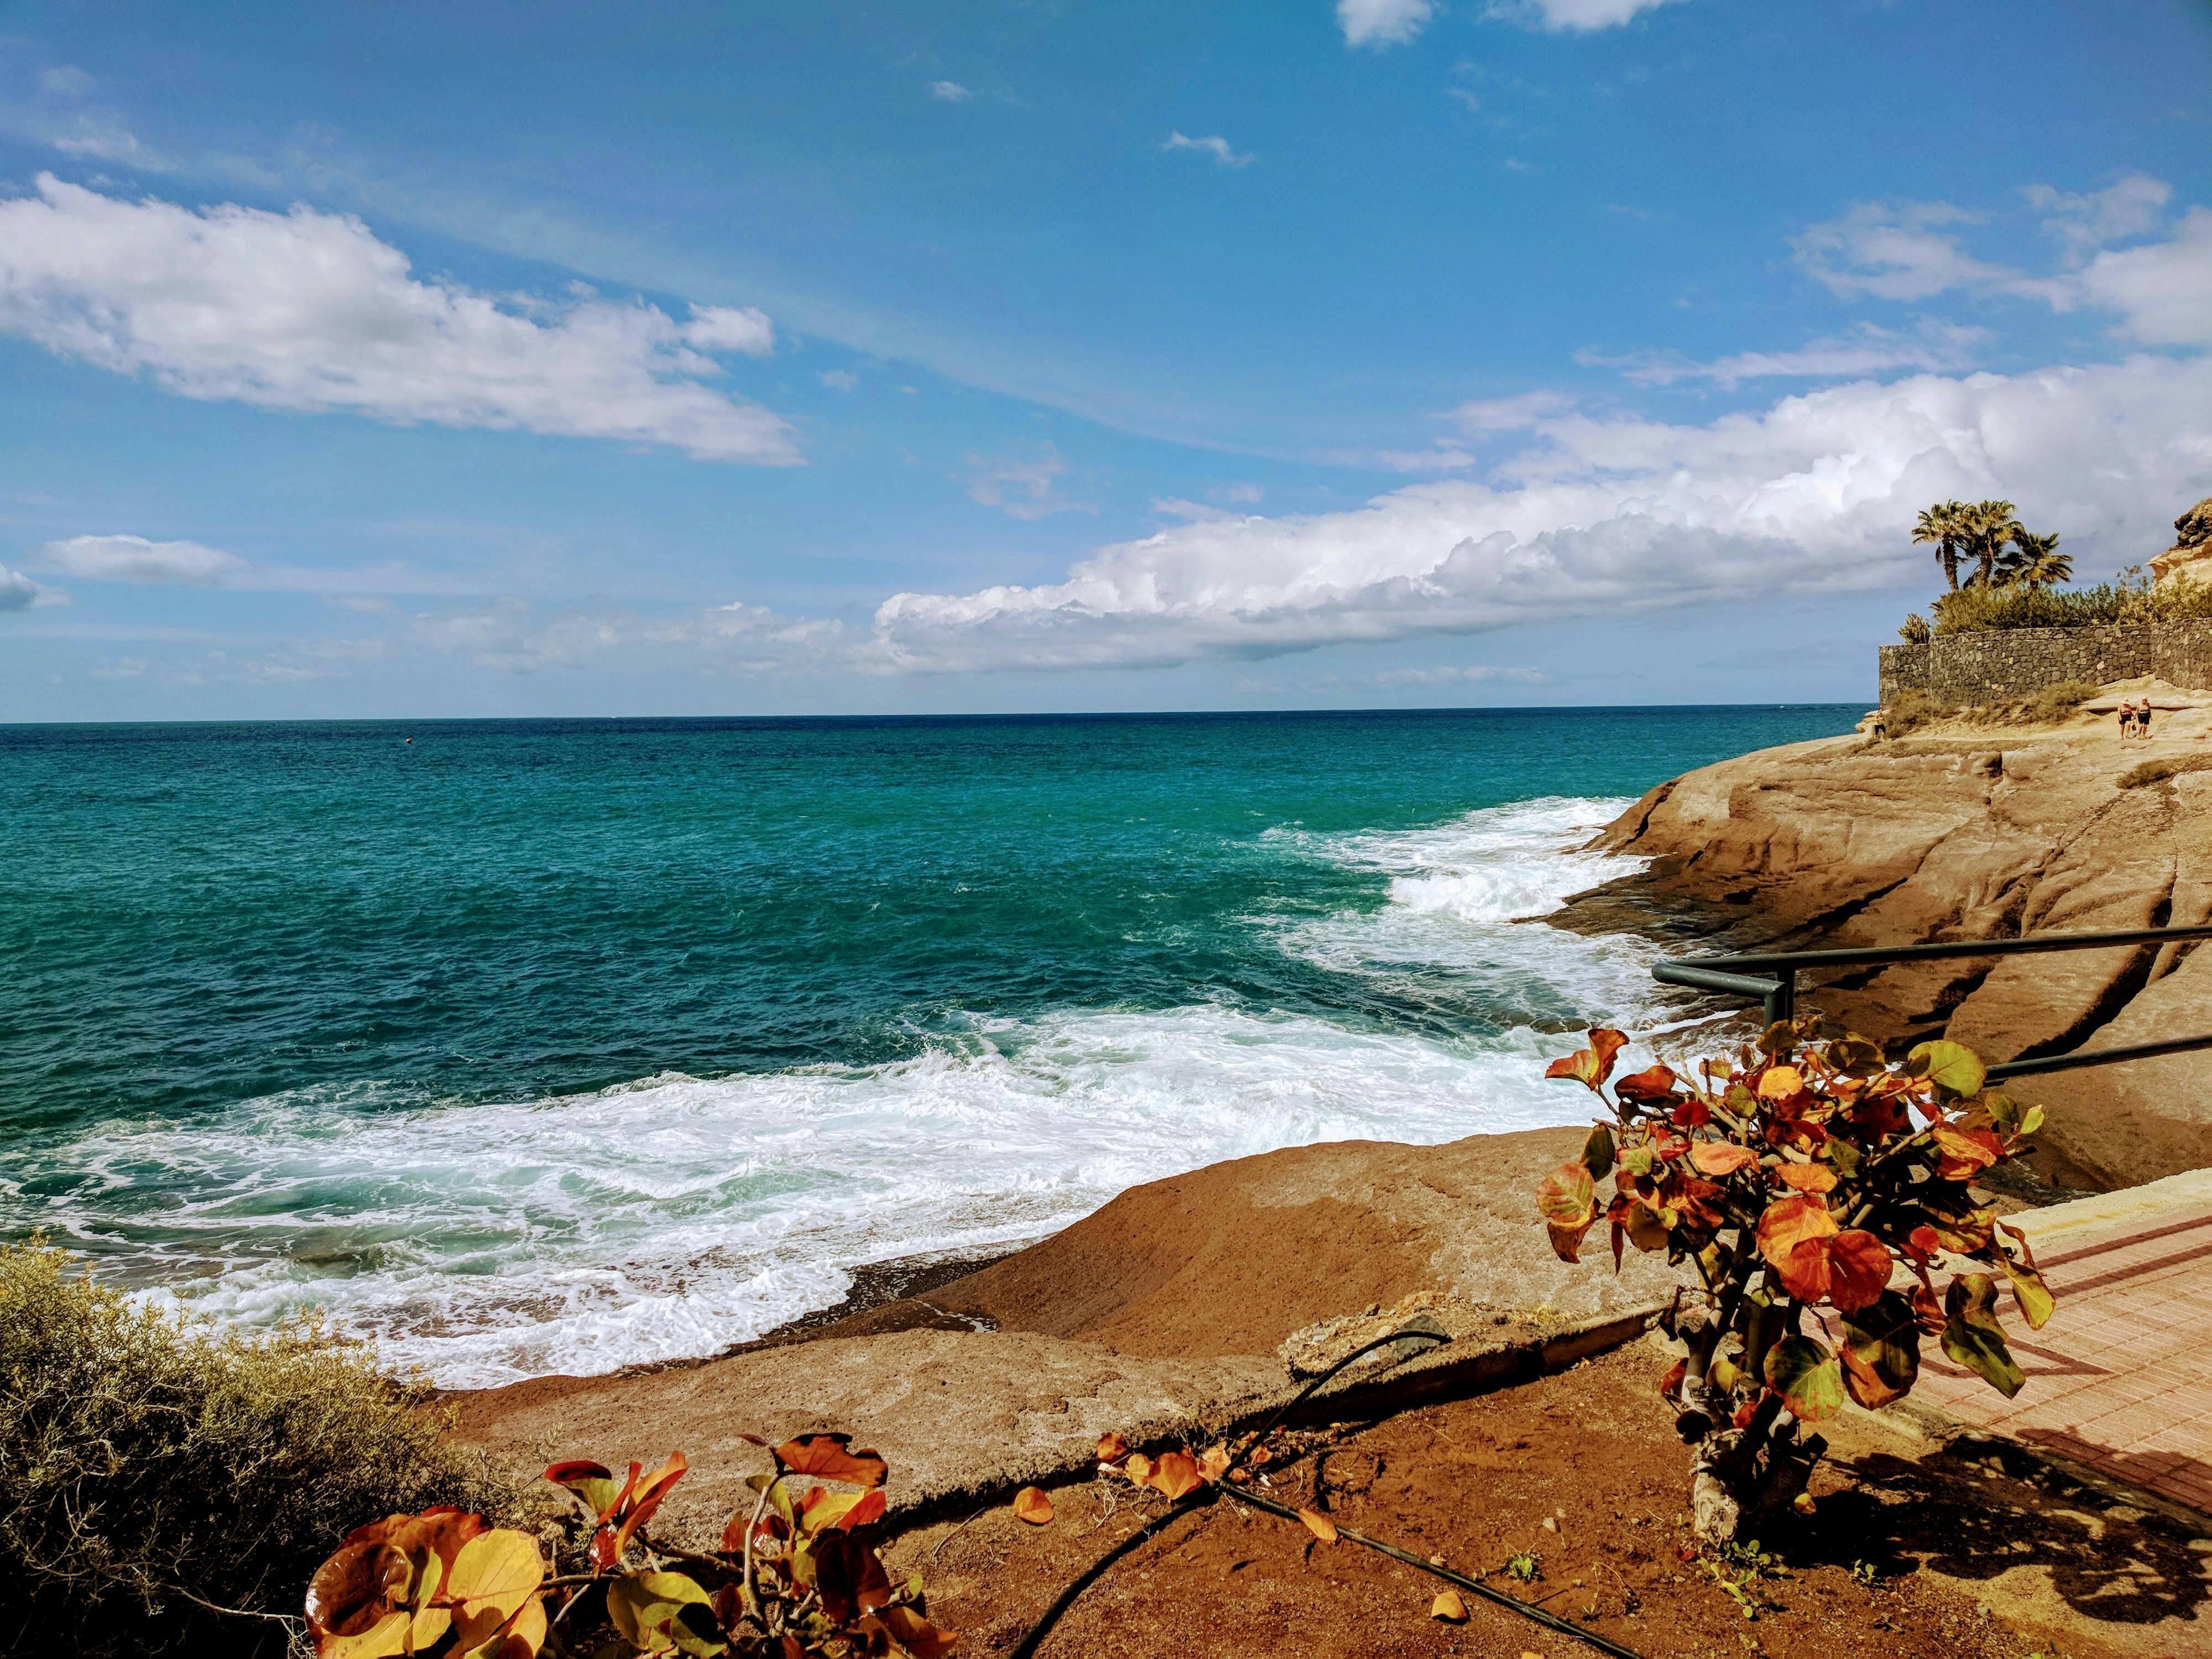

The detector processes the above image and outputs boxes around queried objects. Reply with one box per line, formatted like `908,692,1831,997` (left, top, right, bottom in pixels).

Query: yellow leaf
451,1596,549,1659
319,1610,414,1659
1430,1589,1469,1623
1757,1066,1804,1100
1012,1486,1054,1526
445,1531,545,1620
1122,1452,1153,1485
1296,1507,1338,1545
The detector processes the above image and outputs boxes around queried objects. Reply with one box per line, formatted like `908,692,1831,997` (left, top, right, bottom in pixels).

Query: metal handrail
1653,923,2212,1081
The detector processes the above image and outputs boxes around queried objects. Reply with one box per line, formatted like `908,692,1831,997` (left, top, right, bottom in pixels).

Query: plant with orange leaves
1535,1018,2056,1542
305,1434,954,1658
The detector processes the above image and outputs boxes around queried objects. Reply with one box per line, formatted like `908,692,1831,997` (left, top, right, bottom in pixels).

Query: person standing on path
2139,701,2154,740
2119,700,2137,740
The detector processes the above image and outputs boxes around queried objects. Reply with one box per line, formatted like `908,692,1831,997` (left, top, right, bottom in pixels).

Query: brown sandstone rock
1565,723,2212,1187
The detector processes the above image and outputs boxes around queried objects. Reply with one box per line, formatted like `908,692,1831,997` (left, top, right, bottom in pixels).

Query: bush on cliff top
1929,569,2212,636
0,1237,509,1656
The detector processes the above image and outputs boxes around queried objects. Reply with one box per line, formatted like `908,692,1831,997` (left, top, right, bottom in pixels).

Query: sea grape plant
1536,1019,2056,1541
307,1435,955,1657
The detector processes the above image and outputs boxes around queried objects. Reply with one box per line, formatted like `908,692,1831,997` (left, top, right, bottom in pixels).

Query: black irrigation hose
1004,1488,1216,1659
1007,1326,1449,1659
1222,1483,1649,1659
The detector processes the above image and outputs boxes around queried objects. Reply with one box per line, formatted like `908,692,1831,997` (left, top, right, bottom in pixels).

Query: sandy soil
890,1345,2209,1659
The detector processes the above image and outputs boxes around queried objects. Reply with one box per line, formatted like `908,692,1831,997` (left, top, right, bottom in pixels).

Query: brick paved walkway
1905,1168,2212,1519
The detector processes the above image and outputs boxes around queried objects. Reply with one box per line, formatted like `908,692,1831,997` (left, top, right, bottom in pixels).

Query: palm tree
1959,499,2023,588
1913,500,1968,591
2002,530,2072,589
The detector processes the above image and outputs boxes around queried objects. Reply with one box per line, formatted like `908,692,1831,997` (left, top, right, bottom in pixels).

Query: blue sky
1,0,2208,718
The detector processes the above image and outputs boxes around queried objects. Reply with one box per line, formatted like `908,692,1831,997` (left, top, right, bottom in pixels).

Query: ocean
0,706,1858,1387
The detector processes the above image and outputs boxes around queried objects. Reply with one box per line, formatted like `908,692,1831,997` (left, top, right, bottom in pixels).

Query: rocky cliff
1559,714,2212,1191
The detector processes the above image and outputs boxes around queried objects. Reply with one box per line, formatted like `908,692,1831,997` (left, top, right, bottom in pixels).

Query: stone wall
1879,619,2212,706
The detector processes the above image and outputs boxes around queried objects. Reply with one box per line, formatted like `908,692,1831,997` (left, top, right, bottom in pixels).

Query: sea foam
12,794,1672,1389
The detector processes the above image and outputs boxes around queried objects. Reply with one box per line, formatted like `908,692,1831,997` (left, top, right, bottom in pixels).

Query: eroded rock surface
1567,719,2212,1188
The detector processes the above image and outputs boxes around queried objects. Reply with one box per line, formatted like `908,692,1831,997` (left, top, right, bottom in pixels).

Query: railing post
1764,969,1796,1028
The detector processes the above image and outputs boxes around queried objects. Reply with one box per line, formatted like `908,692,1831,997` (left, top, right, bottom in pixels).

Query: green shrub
1932,568,2212,636
2030,680,2101,719
1896,612,1932,645
1879,687,1944,737
2120,753,2212,790
0,1239,510,1656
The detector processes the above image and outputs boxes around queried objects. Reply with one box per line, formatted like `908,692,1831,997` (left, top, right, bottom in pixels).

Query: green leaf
1580,1122,1616,1181
1984,1093,2021,1133
1758,1020,1797,1056
607,1572,714,1655
1839,1290,1922,1410
2003,1257,2056,1331
1762,1334,1846,1422
1942,1273,2025,1398
2019,1104,2045,1137
1907,1040,1986,1099
1537,1161,1595,1227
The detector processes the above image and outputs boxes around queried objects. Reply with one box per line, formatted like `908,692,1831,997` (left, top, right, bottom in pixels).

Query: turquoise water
1,706,1855,1384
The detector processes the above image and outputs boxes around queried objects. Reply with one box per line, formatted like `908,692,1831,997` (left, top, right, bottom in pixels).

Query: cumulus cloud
928,81,973,102
1338,0,1435,48
818,369,859,391
1164,132,1255,169
961,446,1095,519
1489,0,1686,30
35,533,252,585
0,175,800,463
38,66,95,97
865,356,2212,672
0,565,39,612
1583,322,1989,389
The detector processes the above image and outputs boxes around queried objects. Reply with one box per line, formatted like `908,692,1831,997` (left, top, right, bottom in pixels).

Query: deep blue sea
0,706,1858,1385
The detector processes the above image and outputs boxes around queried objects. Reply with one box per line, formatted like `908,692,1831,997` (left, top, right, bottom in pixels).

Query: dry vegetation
0,1239,508,1656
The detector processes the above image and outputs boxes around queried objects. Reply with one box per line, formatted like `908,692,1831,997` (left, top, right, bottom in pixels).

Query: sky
0,0,2207,720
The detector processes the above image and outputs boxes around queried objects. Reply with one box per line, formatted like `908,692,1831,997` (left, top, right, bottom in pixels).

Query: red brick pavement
1902,1191,2212,1517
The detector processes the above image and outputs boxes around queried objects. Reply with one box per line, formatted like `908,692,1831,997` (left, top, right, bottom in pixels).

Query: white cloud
0,175,800,463
1794,200,2014,301
1164,132,1255,169
2027,174,2172,262
0,564,39,611
2053,207,2212,347
1217,483,1265,504
818,368,859,391
961,446,1094,519
1584,321,1989,389
680,304,775,356
865,356,2212,672
38,66,95,97
35,533,252,585
928,81,973,102
1338,0,1436,48
1796,185,2212,347
1489,0,1684,30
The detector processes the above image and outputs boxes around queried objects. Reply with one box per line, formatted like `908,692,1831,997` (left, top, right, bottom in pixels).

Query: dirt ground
885,1345,2210,1659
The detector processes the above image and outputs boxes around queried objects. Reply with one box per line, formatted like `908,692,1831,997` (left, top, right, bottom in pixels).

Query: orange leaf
878,1604,959,1659
1537,1161,1595,1225
1777,1162,1837,1194
1122,1452,1153,1485
1297,1507,1338,1545
1756,1193,1838,1273
1094,1432,1128,1464
1689,1141,1757,1177
610,1451,688,1558
1931,1123,2004,1182
1614,1063,1678,1101
1773,1237,1834,1303
1825,1229,1893,1313
1197,1444,1232,1482
1431,1589,1469,1623
1012,1486,1053,1526
1147,1451,1203,1500
772,1434,888,1491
